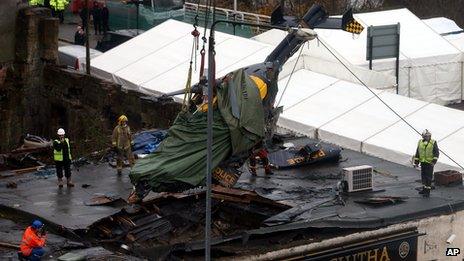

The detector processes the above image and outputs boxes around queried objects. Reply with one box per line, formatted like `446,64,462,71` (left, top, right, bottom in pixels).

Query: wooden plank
0,242,19,250
212,193,251,204
13,166,41,175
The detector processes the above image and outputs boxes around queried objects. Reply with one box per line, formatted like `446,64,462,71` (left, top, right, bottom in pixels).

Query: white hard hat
57,128,65,135
422,129,431,137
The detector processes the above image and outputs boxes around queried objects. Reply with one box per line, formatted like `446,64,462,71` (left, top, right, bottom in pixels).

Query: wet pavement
58,13,100,48
0,164,132,230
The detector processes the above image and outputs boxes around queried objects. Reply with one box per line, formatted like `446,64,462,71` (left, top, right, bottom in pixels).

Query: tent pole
395,23,400,94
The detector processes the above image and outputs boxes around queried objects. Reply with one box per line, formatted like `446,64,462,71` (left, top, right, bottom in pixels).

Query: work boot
58,178,64,188
66,178,75,188
423,187,430,198
418,187,425,194
264,166,273,175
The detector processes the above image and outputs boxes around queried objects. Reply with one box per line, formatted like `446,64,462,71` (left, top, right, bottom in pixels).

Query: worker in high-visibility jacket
50,0,69,23
414,129,439,197
112,115,134,175
20,220,46,261
53,128,74,188
28,0,44,6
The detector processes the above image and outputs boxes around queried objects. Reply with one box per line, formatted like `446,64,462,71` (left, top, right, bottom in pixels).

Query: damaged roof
0,137,463,258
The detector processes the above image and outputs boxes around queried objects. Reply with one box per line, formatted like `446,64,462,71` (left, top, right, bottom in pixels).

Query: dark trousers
81,18,87,30
93,19,102,34
52,10,64,23
249,149,271,174
28,247,45,261
421,162,434,188
102,20,109,33
55,160,71,179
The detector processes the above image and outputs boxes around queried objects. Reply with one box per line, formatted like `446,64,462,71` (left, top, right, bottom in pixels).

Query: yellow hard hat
249,75,268,100
118,115,128,123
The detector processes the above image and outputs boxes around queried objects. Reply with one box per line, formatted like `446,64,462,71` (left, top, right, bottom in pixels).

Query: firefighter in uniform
112,115,134,175
414,129,439,197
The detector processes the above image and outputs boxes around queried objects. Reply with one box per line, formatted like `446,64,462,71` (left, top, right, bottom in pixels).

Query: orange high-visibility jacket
20,226,46,256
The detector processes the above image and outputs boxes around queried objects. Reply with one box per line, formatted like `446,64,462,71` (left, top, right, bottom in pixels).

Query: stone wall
42,66,181,155
0,6,180,155
0,7,55,153
0,0,24,64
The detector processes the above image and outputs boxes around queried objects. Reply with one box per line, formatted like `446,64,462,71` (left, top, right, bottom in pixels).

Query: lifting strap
182,61,193,111
182,25,200,111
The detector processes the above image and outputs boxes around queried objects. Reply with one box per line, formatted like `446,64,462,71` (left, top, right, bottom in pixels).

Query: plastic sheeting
132,130,167,155
253,9,464,105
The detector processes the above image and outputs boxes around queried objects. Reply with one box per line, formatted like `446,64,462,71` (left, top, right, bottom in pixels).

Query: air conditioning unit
342,165,373,192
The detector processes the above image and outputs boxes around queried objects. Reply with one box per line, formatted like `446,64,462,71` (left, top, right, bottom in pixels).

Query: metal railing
184,2,271,35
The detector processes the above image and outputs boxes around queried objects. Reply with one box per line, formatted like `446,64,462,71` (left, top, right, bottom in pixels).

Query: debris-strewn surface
1,137,464,259
0,218,84,260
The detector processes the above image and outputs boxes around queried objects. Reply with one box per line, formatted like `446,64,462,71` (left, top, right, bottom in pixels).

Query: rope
276,42,305,107
182,27,199,111
316,37,464,171
182,61,194,111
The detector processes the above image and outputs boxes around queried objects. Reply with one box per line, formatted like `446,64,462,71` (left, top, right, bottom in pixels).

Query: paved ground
58,13,101,48
0,164,132,230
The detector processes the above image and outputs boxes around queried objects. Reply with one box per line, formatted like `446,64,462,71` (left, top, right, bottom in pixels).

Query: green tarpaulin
130,69,265,192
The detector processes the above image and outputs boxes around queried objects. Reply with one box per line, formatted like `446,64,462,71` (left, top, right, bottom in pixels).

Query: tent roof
276,67,464,171
91,19,274,94
316,8,461,65
254,9,462,66
422,17,463,35
423,17,464,52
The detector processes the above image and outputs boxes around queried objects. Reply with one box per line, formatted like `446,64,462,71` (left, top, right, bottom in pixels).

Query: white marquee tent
423,17,464,52
91,19,277,95
91,19,464,172
253,9,464,105
275,68,464,171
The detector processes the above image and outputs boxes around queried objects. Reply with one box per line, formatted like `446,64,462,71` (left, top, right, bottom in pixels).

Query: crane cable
276,42,305,107
182,0,203,111
315,36,464,171
199,0,211,79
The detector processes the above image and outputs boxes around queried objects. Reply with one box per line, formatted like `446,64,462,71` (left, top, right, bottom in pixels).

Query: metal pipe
204,18,310,259
205,4,216,260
